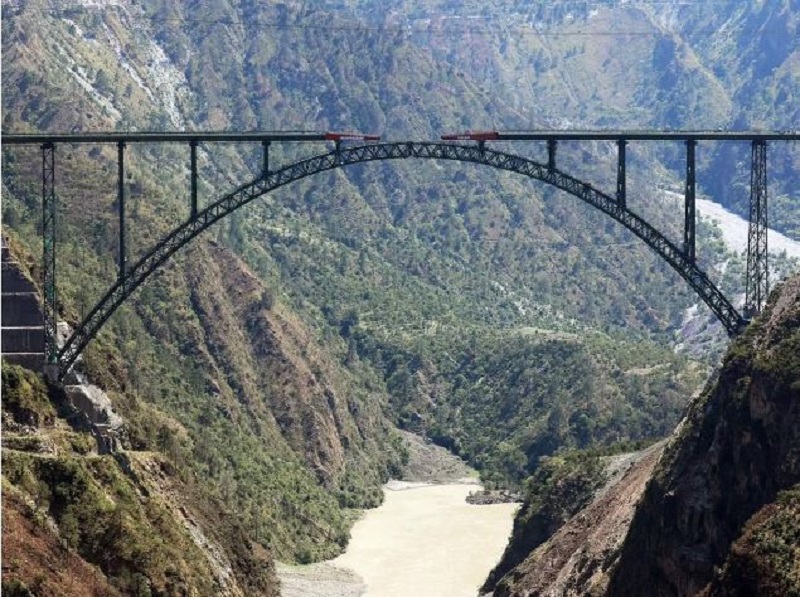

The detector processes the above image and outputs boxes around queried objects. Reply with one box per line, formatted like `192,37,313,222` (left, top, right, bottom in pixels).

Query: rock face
486,445,663,597
608,276,800,596
484,276,800,597
63,383,126,453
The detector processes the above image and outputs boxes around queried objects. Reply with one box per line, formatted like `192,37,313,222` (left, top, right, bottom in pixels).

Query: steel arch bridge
6,129,793,380
46,140,744,379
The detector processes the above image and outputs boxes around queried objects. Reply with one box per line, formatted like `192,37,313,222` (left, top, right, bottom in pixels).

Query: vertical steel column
616,139,627,208
262,140,270,178
117,141,126,279
190,140,198,220
684,139,697,262
547,139,557,170
41,143,58,374
745,140,768,316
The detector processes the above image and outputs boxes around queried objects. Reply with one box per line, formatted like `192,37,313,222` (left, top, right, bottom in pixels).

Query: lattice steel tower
745,140,768,318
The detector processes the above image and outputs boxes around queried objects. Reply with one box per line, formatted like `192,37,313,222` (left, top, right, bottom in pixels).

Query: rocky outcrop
608,276,800,596
466,490,520,505
485,445,663,597
62,383,126,453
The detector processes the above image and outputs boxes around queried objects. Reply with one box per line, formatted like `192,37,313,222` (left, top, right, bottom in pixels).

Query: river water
330,482,518,597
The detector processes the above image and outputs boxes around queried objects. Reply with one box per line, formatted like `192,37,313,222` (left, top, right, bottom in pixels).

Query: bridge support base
745,140,768,317
43,363,60,384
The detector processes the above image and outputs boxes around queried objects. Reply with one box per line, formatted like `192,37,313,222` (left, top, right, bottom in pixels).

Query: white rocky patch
140,35,191,128
104,5,192,128
665,187,800,355
52,42,122,121
661,189,800,259
100,21,155,102
52,1,192,129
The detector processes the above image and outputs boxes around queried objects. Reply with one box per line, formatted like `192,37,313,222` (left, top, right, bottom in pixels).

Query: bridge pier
262,141,271,178
190,140,199,220
616,139,626,208
684,139,697,263
745,140,768,316
547,139,557,170
117,141,126,279
41,142,58,372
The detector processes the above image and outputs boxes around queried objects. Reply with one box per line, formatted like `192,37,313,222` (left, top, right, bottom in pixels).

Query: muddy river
329,482,518,596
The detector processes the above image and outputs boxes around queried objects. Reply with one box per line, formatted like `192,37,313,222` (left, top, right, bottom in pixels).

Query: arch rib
58,142,744,378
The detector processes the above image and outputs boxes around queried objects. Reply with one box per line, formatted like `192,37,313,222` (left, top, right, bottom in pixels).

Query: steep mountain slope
486,443,665,597
608,274,800,595
481,274,800,596
2,363,277,596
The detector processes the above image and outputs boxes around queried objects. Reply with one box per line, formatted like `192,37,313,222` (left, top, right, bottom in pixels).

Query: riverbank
276,562,364,597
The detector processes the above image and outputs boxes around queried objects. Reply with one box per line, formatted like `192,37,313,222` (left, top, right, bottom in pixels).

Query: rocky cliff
484,444,664,596
485,274,800,596
608,275,800,596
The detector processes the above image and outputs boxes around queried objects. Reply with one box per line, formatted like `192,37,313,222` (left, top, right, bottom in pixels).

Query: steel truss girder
745,140,768,316
57,142,746,378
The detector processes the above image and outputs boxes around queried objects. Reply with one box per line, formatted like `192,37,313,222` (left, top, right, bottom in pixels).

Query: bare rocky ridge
608,275,800,596
489,444,664,596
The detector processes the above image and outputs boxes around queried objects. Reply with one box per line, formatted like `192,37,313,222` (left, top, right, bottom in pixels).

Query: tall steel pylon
41,142,59,380
745,140,768,318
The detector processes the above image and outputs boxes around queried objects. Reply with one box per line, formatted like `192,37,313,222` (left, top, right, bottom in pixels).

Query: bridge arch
58,141,744,378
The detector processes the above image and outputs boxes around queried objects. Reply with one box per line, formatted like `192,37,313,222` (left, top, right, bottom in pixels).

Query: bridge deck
2,130,799,144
